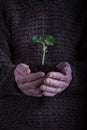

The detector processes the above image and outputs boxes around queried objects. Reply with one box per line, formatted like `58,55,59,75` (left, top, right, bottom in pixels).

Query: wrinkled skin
14,63,45,97
14,62,72,97
40,62,72,96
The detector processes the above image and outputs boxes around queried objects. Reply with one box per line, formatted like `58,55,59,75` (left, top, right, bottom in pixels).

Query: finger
44,78,68,88
21,72,45,83
16,63,30,75
14,73,23,85
63,65,72,75
56,62,72,75
40,85,58,93
42,91,56,97
56,87,65,93
47,72,72,83
22,88,43,97
40,85,65,93
20,78,44,89
47,72,66,81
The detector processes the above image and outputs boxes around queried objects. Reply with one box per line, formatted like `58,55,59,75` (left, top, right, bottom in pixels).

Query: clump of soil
31,64,58,74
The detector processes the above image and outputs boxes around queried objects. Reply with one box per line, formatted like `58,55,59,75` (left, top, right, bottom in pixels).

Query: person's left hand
40,62,72,97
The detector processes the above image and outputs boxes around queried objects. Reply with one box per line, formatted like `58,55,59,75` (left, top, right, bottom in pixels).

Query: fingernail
47,73,52,77
49,74,53,78
44,79,49,83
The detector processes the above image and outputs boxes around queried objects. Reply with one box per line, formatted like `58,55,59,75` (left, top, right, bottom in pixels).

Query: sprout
32,35,56,65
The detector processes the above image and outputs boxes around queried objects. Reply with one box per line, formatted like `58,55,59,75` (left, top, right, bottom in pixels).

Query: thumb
15,63,31,76
56,62,72,75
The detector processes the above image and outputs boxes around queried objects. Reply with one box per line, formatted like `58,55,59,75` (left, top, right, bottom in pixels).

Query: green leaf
45,35,55,46
32,36,43,43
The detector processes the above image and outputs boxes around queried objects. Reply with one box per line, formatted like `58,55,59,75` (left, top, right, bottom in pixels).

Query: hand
14,63,45,97
40,62,72,97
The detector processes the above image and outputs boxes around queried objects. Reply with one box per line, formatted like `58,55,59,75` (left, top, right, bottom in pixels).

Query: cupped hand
14,63,45,97
40,62,72,97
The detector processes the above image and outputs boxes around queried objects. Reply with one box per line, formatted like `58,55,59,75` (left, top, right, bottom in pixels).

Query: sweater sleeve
67,17,87,95
0,4,23,96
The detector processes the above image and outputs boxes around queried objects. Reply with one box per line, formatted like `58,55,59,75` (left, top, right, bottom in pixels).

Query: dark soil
31,64,58,74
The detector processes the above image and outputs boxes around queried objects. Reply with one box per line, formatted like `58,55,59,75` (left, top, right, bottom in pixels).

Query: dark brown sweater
0,0,87,129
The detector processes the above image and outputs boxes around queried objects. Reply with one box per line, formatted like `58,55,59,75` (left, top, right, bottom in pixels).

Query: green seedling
32,35,55,65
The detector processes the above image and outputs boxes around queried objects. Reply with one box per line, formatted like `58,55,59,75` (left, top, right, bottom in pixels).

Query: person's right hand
14,63,45,97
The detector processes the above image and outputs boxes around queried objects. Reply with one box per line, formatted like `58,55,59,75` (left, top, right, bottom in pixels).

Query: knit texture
0,0,87,129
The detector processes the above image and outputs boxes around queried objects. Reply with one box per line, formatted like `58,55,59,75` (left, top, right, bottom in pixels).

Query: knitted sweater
0,0,87,129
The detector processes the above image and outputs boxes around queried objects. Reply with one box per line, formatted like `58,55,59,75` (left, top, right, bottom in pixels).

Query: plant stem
41,42,46,65
42,50,45,65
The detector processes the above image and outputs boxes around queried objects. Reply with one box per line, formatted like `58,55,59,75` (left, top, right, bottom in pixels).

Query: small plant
32,35,55,65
